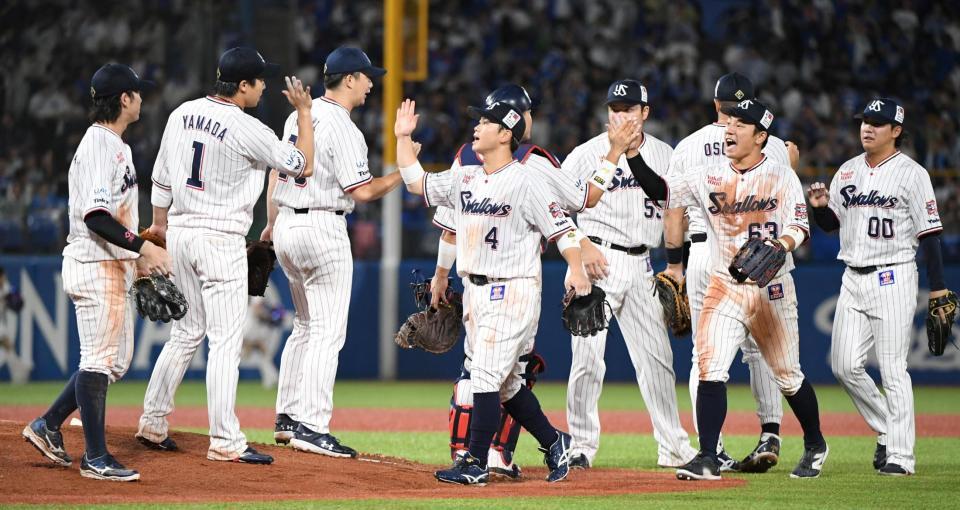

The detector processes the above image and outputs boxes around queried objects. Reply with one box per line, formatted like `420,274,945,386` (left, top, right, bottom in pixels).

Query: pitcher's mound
1,420,744,504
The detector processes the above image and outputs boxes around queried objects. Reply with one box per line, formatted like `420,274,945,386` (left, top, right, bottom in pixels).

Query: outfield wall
1,256,958,384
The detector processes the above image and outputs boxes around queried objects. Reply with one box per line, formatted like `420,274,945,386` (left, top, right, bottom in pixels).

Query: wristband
437,239,456,270
399,160,426,185
666,247,683,264
589,159,617,190
778,226,806,251
556,229,580,253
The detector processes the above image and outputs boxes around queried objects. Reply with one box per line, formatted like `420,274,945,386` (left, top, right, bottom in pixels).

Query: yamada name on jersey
181,114,227,142
460,191,512,217
838,185,898,209
707,192,778,216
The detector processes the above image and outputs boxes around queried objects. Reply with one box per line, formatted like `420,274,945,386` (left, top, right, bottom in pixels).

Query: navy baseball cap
90,64,155,99
720,98,775,132
324,47,386,77
468,102,526,144
606,79,648,106
485,84,533,112
855,98,905,126
714,72,754,102
217,47,280,83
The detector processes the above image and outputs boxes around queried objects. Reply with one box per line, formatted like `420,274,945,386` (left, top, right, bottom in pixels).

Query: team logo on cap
737,99,754,109
735,89,745,100
502,108,521,129
761,110,774,129
895,105,905,123
867,100,884,112
613,83,629,96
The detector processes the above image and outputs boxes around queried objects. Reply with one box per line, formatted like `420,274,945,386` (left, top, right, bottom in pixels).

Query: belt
690,233,707,243
847,264,895,275
468,274,508,286
293,208,344,215
588,236,647,255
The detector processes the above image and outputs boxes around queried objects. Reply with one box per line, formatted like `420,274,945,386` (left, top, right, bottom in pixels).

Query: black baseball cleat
290,424,358,458
136,434,178,452
879,463,910,476
435,452,489,485
873,443,887,470
569,453,590,469
676,452,721,481
80,453,140,482
274,413,300,445
22,418,72,466
790,443,829,479
234,446,273,465
717,449,741,472
740,434,781,473
540,431,573,482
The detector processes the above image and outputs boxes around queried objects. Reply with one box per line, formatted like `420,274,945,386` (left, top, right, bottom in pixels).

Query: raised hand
807,182,829,208
395,99,419,137
607,114,640,156
282,76,312,111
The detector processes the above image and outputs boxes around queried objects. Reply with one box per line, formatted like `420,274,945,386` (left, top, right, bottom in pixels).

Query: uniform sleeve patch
795,203,808,220
926,200,939,216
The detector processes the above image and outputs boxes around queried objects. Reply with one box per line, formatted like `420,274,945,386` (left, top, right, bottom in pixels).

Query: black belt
847,264,895,275
690,233,707,243
293,208,344,215
468,274,508,286
588,236,648,255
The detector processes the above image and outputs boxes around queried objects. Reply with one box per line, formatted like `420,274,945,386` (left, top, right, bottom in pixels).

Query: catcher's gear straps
449,377,472,457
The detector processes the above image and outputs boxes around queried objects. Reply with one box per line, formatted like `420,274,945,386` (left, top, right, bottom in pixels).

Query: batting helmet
485,84,533,113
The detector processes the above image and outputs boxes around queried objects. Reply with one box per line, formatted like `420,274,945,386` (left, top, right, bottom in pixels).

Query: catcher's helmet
485,84,533,112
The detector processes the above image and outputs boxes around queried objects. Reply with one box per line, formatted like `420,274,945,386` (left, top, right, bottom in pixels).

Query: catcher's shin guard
449,378,473,459
491,408,523,454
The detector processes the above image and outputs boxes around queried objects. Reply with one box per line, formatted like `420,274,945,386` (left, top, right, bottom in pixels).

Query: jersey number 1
186,141,205,190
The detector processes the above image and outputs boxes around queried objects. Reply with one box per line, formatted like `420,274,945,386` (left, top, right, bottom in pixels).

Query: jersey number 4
186,141,205,190
485,227,499,250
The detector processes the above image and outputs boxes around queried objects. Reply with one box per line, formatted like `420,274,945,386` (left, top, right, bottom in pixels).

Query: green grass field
4,381,960,509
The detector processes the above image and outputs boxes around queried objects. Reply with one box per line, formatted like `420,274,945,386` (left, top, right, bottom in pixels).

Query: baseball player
563,79,699,470
429,84,591,479
22,64,170,481
240,295,286,388
623,99,828,480
396,98,590,485
809,98,947,476
0,267,31,384
265,46,399,458
138,47,315,464
663,72,798,472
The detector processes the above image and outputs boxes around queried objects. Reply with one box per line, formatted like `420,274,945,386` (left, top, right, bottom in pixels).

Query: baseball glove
562,285,611,337
395,291,463,354
729,238,787,287
927,290,958,356
247,240,276,296
655,272,692,336
131,274,188,323
138,228,165,249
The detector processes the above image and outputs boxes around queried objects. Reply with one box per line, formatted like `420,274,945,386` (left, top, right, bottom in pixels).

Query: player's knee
830,357,860,381
776,372,804,396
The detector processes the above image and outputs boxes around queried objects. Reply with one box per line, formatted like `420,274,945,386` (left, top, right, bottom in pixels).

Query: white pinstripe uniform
827,151,942,474
432,149,587,234
272,97,372,434
664,156,810,395
669,125,790,430
424,160,575,401
563,132,697,467
139,95,307,460
62,124,140,383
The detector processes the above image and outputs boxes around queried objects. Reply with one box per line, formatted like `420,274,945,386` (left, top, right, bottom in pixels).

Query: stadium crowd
1,0,958,261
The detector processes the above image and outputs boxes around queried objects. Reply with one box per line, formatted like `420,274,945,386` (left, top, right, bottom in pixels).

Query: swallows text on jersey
839,185,898,209
707,192,778,215
460,191,512,217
